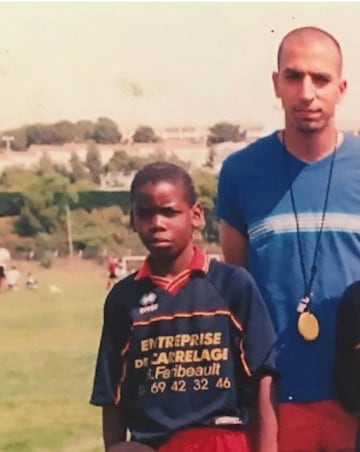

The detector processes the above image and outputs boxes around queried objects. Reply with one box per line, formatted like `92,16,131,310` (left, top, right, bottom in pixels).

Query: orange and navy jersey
90,257,277,445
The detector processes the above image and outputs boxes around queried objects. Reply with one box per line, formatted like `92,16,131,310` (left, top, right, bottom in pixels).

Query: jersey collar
134,245,210,293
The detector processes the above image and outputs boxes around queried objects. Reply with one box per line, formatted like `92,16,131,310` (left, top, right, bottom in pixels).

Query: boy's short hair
130,162,197,206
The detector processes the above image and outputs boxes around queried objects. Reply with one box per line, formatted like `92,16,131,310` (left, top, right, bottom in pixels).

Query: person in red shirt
107,255,119,290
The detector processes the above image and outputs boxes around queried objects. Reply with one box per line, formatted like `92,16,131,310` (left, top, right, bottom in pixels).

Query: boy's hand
107,441,155,452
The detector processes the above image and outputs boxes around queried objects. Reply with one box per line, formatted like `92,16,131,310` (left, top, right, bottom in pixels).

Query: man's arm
103,405,127,450
256,375,278,452
219,220,248,267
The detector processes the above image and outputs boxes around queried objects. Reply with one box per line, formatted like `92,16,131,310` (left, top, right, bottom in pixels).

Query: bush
0,192,24,216
0,191,131,217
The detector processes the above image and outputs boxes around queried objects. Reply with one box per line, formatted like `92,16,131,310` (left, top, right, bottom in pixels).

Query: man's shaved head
277,26,343,73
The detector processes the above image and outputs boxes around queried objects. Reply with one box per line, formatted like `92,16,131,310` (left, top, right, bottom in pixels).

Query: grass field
0,257,110,452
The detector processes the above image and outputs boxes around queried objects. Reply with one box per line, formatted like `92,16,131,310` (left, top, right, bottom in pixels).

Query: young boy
90,162,278,452
335,282,360,451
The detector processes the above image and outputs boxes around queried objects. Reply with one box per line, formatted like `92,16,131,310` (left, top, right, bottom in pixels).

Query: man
217,26,360,451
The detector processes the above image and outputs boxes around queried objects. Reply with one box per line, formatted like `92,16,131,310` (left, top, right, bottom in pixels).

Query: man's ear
272,71,280,98
337,78,347,104
191,202,205,230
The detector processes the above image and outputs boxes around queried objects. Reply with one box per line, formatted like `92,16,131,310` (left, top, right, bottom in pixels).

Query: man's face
272,36,347,134
131,180,203,260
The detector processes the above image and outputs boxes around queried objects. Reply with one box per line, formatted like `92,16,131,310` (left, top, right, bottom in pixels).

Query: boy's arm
229,269,278,451
256,375,278,452
103,405,127,450
90,284,133,450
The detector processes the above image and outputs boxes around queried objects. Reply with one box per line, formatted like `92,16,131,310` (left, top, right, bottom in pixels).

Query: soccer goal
121,256,146,275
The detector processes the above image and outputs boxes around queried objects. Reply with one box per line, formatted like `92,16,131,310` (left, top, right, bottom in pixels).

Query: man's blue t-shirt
217,131,360,403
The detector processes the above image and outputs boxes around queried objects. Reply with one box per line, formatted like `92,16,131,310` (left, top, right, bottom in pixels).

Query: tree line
1,119,246,151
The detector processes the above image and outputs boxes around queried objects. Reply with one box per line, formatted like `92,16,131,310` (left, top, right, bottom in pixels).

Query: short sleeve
230,267,277,377
216,156,248,235
90,288,132,406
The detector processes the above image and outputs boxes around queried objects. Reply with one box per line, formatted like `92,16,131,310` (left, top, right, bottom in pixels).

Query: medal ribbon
282,133,337,311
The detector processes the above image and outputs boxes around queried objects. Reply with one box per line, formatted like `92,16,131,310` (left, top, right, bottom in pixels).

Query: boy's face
131,180,204,260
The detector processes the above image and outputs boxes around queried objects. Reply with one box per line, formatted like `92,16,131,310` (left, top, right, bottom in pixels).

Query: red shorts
158,427,250,452
278,400,358,452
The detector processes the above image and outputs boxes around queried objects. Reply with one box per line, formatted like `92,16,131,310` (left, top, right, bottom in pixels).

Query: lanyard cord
282,134,337,301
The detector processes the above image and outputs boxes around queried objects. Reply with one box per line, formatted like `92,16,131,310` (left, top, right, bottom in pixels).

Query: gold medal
297,311,319,341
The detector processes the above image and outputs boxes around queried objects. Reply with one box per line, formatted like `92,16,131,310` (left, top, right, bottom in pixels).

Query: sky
1,2,360,132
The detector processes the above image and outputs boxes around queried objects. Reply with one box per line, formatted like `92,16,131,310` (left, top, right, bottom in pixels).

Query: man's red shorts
158,427,250,452
278,400,358,452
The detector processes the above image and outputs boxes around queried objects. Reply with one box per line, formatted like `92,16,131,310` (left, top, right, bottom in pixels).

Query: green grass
0,258,108,452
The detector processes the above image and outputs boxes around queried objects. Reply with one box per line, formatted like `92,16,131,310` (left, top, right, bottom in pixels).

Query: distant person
26,272,38,290
217,26,360,450
0,264,7,292
0,246,10,289
335,282,360,451
90,162,277,452
0,246,10,271
107,255,119,290
7,266,20,290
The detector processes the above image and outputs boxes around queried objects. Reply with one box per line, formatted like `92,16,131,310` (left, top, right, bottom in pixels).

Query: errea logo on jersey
139,292,158,314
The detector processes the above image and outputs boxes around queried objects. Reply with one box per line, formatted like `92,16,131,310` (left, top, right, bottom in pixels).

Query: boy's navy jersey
335,281,360,414
90,259,277,444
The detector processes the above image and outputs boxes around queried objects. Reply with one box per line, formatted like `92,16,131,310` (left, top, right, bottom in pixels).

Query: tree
37,153,56,176
207,122,246,145
104,149,143,174
0,167,35,191
192,169,219,243
132,126,159,143
204,146,216,169
53,120,78,143
26,124,64,145
76,120,95,141
92,117,122,144
105,150,129,172
70,206,127,254
70,152,90,182
14,172,78,237
85,142,102,184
